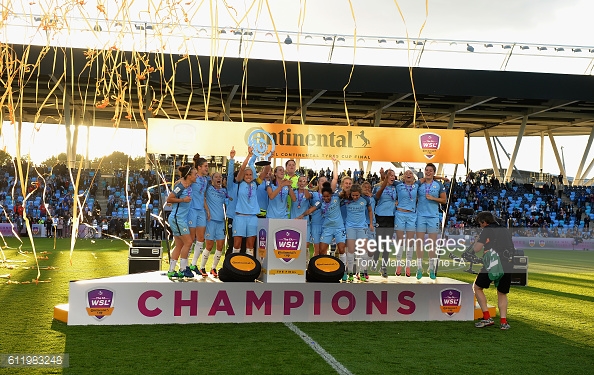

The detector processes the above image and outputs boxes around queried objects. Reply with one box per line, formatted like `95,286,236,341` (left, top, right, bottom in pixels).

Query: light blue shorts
205,219,226,241
232,214,258,237
187,208,207,228
310,223,323,244
321,227,346,245
168,215,190,237
416,216,440,234
346,227,368,240
395,211,417,232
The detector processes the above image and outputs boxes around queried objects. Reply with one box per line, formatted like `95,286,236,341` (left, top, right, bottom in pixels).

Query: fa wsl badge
274,229,301,264
419,132,441,160
86,288,115,321
439,288,462,316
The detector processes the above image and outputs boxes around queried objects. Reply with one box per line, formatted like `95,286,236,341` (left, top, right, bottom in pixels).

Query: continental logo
246,127,366,148
230,256,257,272
315,258,341,273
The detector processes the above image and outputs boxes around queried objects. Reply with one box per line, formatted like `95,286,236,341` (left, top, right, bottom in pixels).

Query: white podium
257,218,307,283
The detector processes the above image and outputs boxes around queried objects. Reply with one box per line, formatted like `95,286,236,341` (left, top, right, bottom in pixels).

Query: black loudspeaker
511,255,528,286
129,242,163,274
132,239,162,247
128,258,161,274
129,246,162,258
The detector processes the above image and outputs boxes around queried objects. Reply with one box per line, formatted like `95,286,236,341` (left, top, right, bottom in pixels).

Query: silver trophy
248,129,276,166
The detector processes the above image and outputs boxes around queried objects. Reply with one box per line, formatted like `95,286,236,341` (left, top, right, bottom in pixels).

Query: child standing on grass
472,211,514,330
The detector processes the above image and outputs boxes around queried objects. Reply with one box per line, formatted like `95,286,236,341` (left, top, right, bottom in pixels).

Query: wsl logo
86,288,115,321
258,228,267,259
439,288,462,316
274,229,301,264
419,132,441,160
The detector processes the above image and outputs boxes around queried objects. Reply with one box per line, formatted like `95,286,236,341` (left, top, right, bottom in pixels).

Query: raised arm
375,170,390,200
257,164,271,184
330,157,339,191
248,154,257,179
227,147,236,189
235,146,254,183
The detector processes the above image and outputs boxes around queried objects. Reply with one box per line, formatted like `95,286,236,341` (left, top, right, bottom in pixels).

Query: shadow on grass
521,285,594,303
53,321,332,375
295,319,594,375
528,273,594,287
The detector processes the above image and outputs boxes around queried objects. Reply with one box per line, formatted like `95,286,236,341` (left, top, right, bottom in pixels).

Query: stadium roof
7,43,594,139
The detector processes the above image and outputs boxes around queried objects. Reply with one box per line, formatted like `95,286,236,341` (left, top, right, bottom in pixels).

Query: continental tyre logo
315,258,340,273
245,127,360,148
230,256,257,271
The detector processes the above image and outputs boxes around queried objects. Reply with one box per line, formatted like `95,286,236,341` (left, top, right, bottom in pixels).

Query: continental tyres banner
147,119,464,163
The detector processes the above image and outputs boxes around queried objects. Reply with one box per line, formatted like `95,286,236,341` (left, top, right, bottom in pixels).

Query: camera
448,247,483,274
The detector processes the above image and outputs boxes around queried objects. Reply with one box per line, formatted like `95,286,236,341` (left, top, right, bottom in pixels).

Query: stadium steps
94,192,109,216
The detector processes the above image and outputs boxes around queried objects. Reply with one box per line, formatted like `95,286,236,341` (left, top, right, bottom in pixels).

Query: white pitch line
284,322,353,375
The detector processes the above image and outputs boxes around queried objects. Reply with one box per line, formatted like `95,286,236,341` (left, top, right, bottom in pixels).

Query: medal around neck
248,129,276,166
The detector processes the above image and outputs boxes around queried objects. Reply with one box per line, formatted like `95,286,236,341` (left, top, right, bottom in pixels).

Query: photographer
472,211,514,330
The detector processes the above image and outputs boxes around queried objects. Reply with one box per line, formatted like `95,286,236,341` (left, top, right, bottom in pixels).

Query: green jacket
483,249,504,286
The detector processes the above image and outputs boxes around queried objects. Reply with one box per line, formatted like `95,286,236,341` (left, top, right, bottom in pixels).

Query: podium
257,218,307,283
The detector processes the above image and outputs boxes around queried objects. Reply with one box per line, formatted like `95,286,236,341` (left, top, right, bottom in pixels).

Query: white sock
212,250,223,269
179,258,188,270
417,258,423,271
168,259,177,272
429,258,437,271
200,249,210,269
192,242,204,264
246,248,254,256
406,247,413,267
396,244,403,261
367,253,375,270
339,253,347,273
233,247,240,254
346,252,355,273
360,256,367,272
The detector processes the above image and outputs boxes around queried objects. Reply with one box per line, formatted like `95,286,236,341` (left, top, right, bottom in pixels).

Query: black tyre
219,253,261,282
307,255,344,283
